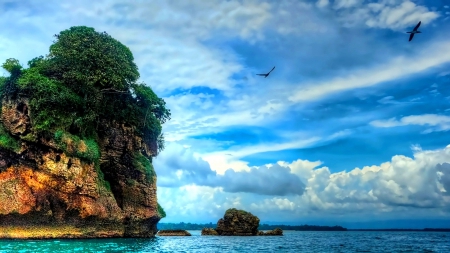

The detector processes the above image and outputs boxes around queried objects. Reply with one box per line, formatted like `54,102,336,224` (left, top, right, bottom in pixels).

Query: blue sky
2,0,450,228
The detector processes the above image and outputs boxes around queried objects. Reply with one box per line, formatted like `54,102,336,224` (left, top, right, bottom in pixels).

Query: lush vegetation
54,130,100,163
0,26,170,158
0,123,21,153
133,151,156,179
0,27,170,217
157,203,167,218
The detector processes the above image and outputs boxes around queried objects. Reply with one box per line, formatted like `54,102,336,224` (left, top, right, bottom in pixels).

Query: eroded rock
0,99,161,239
157,230,191,236
201,228,219,235
258,228,283,236
215,208,260,236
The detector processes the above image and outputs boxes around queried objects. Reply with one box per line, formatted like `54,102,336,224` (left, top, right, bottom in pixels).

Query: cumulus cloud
154,142,308,196
213,164,305,196
157,145,450,222
156,141,450,210
436,163,450,195
152,142,217,187
303,145,450,211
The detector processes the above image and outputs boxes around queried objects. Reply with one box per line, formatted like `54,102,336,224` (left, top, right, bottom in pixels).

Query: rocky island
157,230,192,236
201,208,283,236
0,26,170,238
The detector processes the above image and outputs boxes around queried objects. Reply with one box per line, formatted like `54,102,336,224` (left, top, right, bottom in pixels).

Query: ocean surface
0,230,448,252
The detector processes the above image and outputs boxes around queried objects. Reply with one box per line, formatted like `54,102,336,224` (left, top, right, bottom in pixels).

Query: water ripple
0,231,449,253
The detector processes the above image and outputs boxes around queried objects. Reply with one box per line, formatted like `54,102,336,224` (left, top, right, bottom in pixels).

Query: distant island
158,222,348,231
348,228,450,232
158,223,450,232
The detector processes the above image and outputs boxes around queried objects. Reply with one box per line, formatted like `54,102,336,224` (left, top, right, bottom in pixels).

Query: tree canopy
1,26,170,156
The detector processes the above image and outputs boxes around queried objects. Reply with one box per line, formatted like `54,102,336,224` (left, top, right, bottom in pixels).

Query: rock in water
258,228,283,236
201,228,219,235
0,26,171,239
215,208,260,236
0,95,161,239
157,230,191,236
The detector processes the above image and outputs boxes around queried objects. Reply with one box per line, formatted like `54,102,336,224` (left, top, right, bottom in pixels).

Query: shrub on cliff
0,26,170,157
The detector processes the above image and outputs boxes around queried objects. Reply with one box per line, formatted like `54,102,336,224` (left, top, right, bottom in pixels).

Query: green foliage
132,151,155,180
54,130,100,163
48,26,139,92
0,25,170,162
0,76,6,98
1,58,22,99
132,83,170,125
132,83,170,153
27,55,45,69
157,202,166,218
0,123,20,153
17,68,83,133
1,58,22,74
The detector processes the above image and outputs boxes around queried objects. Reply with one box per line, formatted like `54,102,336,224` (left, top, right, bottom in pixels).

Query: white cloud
288,40,450,103
201,136,321,175
364,1,439,30
332,0,439,30
316,0,329,8
157,145,450,222
334,0,359,10
370,114,450,133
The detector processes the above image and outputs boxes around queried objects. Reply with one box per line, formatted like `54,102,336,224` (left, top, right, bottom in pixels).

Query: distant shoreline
158,223,450,232
159,228,450,232
346,228,450,232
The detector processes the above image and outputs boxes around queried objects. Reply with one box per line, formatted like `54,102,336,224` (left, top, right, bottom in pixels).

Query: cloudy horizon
2,0,450,228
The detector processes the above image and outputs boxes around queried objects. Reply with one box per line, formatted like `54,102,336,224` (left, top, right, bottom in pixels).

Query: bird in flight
256,66,275,78
407,21,421,41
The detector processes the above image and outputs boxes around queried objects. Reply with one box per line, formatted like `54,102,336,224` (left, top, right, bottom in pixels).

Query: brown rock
215,208,260,236
157,230,191,236
201,228,219,235
258,228,283,236
0,98,162,239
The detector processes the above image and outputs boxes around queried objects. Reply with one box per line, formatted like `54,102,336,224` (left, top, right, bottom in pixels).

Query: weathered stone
258,228,283,236
215,208,260,236
157,230,191,236
201,228,219,235
0,98,161,239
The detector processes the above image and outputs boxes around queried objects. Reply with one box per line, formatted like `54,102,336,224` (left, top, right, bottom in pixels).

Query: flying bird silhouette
256,66,275,78
407,21,421,41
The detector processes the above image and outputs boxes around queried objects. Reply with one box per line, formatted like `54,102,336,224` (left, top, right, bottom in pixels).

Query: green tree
1,26,170,158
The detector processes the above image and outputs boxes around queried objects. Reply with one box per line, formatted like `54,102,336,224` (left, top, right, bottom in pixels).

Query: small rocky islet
157,230,192,236
157,208,283,237
201,208,283,236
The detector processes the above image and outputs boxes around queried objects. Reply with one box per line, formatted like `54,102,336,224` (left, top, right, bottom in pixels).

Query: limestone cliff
0,98,161,238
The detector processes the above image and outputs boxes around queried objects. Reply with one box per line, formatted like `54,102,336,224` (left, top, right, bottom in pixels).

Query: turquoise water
0,231,449,252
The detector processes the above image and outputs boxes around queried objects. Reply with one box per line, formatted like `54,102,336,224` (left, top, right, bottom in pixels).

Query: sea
0,230,448,252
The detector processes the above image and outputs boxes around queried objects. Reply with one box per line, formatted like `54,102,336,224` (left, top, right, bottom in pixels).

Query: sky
1,0,450,229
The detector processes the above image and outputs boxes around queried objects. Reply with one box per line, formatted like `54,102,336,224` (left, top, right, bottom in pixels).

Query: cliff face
0,98,161,238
